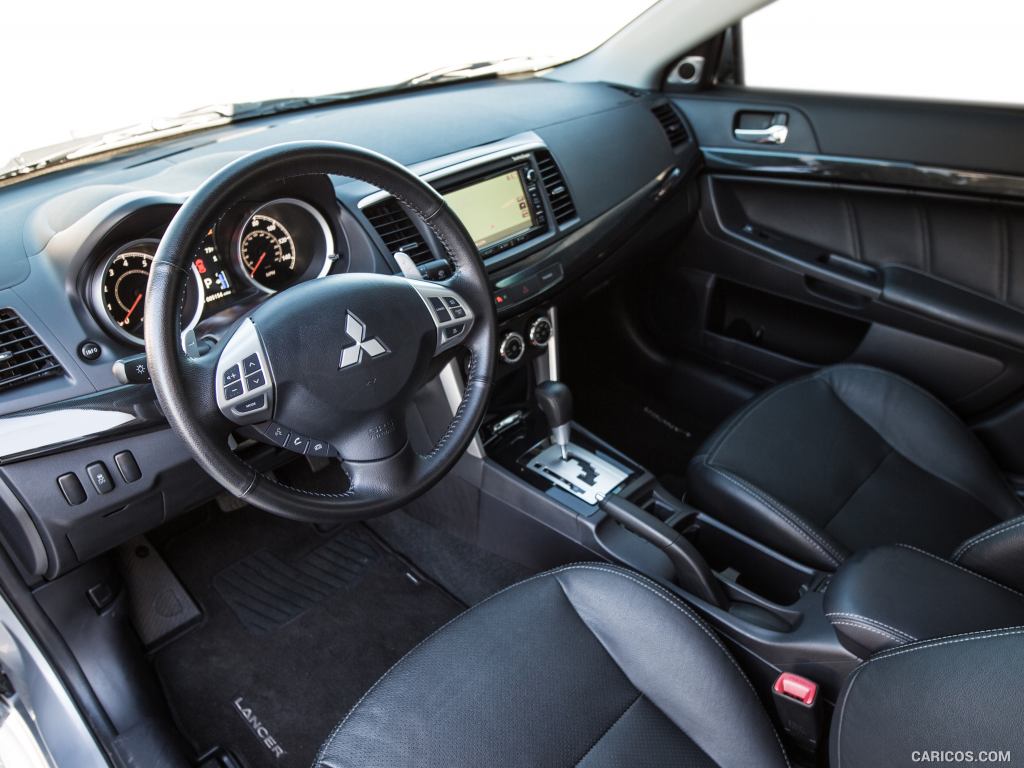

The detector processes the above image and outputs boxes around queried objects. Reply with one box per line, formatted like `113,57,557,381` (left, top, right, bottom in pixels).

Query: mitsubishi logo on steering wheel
338,311,389,369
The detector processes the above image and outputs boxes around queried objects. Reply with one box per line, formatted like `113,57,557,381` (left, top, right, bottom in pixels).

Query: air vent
362,198,433,264
536,151,578,226
0,308,62,393
651,103,688,148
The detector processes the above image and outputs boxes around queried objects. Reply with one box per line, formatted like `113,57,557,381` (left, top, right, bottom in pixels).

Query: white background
5,0,1024,166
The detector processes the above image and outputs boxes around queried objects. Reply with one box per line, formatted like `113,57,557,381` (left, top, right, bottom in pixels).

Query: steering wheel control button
245,370,266,389
242,353,261,375
78,340,102,362
263,423,291,447
499,332,525,364
222,364,241,386
224,381,244,400
407,280,477,356
86,462,114,494
58,473,87,505
444,324,465,340
307,439,332,457
114,451,142,483
288,434,310,453
451,305,466,319
235,394,267,414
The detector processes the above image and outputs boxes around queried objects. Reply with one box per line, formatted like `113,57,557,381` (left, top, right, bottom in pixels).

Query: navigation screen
443,170,534,250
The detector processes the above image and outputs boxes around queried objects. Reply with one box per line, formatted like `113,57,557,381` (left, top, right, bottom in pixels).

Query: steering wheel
145,142,496,522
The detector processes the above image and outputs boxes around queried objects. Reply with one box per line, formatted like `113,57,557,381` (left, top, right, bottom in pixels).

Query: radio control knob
498,332,525,364
527,316,552,348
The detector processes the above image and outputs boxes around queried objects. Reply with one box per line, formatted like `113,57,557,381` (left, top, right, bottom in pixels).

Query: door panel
650,90,1024,474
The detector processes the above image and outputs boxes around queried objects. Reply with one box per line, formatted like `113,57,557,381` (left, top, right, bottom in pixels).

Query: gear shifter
535,380,572,460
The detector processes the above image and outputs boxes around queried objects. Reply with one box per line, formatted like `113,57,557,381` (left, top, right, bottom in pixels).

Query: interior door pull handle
733,124,789,144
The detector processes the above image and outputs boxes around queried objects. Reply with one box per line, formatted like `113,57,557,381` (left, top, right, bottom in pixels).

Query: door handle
733,124,789,144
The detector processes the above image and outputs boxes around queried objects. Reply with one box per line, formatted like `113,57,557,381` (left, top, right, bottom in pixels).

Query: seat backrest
830,628,1024,767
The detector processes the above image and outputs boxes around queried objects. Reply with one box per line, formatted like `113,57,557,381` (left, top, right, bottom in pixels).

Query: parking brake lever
599,494,728,609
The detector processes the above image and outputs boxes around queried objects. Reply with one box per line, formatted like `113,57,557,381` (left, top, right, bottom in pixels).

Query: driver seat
314,564,1024,768
315,564,787,767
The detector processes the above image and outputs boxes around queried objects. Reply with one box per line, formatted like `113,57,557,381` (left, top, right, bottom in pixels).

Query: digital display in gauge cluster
192,226,235,312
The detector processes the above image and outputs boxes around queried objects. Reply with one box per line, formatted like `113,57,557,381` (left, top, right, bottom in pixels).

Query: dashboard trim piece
701,147,1024,200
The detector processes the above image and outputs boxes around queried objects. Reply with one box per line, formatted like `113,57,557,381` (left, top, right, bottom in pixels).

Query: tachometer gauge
235,198,336,293
92,238,203,345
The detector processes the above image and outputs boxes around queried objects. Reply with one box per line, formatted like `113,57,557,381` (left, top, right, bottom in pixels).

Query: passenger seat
686,364,1024,577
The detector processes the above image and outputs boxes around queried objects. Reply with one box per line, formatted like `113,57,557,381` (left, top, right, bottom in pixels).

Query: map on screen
443,171,534,250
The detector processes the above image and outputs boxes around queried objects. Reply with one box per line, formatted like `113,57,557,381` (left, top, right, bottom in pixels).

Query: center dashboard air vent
362,198,434,265
0,308,63,393
651,102,689,148
535,150,578,226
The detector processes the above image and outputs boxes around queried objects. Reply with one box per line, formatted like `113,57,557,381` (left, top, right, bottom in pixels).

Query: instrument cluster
89,197,338,345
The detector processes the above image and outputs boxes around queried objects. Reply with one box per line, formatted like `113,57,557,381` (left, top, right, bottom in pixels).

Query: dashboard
0,76,699,579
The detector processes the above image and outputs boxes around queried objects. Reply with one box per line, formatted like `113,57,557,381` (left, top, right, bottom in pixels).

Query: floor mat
152,508,463,768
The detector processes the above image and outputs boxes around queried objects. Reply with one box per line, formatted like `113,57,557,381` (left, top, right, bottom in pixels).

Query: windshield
3,0,659,173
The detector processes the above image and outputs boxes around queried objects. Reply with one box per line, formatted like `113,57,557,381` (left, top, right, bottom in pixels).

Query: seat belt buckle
772,672,823,752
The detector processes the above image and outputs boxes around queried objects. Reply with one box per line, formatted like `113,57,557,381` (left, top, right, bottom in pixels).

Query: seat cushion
314,564,789,768
687,365,1019,571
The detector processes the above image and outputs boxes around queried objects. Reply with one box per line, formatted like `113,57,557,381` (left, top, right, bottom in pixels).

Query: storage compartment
708,279,869,365
688,514,815,606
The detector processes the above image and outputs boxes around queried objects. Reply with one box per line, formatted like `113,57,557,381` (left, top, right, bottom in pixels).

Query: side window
741,0,1024,105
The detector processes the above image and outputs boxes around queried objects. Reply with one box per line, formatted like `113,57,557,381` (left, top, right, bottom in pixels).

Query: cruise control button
224,381,244,400
234,394,266,414
307,439,332,457
242,353,261,375
263,423,290,447
245,370,266,389
86,462,114,494
288,434,310,453
223,364,241,386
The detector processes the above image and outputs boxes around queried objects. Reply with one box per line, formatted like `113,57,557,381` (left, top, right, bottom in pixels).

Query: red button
774,672,817,705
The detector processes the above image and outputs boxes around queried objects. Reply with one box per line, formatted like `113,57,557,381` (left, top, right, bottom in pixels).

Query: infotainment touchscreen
443,170,535,250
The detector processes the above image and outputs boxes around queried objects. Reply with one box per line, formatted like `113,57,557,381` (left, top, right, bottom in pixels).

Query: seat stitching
313,563,791,768
830,620,907,644
952,516,1024,561
706,465,843,566
825,612,917,642
893,544,1024,599
571,693,644,767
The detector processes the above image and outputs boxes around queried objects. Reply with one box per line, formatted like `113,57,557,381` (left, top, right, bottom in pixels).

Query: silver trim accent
733,124,788,145
338,311,388,369
214,319,274,424
533,306,560,383
527,315,552,348
498,331,525,364
235,197,335,295
0,594,107,768
404,279,476,355
702,147,1024,200
526,442,629,506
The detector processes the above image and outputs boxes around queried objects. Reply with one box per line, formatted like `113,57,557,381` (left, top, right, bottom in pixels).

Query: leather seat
314,564,789,768
687,364,1022,571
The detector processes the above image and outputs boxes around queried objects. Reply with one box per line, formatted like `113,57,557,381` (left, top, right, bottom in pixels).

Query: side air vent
0,308,62,393
651,103,688,148
362,198,433,264
536,151,578,226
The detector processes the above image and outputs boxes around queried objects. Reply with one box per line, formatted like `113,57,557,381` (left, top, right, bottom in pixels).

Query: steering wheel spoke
403,277,476,358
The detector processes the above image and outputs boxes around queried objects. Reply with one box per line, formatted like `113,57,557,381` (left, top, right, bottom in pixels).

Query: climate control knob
498,332,525,364
527,316,552,348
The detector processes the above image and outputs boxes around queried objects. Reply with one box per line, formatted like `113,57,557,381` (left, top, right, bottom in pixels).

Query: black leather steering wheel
145,142,496,522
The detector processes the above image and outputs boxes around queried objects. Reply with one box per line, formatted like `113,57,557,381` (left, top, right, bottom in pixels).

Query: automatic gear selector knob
535,380,572,460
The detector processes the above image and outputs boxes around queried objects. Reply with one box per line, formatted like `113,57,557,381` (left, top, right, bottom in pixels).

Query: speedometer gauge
235,198,335,294
239,215,296,291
